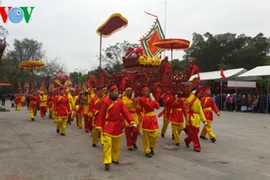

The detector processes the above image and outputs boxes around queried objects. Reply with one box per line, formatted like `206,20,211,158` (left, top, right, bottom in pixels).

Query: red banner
0,82,13,86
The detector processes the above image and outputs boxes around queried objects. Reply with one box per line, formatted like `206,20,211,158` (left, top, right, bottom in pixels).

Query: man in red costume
89,87,103,147
200,88,220,143
82,90,90,133
138,86,160,158
29,90,39,121
122,87,140,151
184,89,206,152
55,87,70,136
14,93,22,111
96,84,136,171
47,92,53,119
39,91,47,117
159,91,174,139
170,96,187,146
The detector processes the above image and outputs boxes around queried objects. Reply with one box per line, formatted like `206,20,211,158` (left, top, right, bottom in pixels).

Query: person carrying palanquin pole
89,87,103,147
95,84,136,171
87,88,95,132
81,90,91,133
71,89,78,124
122,87,140,151
66,88,75,125
14,93,22,111
47,92,53,119
39,91,47,117
200,88,220,143
159,91,174,139
184,88,206,152
101,85,108,98
138,86,160,158
29,90,39,121
76,91,84,129
52,89,59,123
55,86,70,136
169,95,187,146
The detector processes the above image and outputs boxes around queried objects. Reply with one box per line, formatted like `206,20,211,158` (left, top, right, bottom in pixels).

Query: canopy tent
238,65,270,113
189,68,247,81
238,65,270,78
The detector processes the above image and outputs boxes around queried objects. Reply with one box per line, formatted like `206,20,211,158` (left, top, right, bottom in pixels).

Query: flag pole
220,82,223,110
164,1,167,58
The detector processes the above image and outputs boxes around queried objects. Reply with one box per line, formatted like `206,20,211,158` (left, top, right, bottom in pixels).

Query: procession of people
12,81,221,171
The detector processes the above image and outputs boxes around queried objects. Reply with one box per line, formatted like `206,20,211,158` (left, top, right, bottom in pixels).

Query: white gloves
149,93,155,100
131,92,135,99
175,94,178,99
132,124,137,128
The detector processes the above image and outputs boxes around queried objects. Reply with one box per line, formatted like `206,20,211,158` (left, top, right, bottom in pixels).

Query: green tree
170,59,188,72
7,38,45,64
101,40,138,72
184,32,270,71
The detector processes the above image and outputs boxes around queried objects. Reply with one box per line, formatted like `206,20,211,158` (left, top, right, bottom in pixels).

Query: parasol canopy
153,38,190,60
96,13,128,38
18,60,45,69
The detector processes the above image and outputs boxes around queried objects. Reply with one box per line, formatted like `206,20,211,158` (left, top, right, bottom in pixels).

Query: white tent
238,65,270,77
189,68,247,81
238,65,270,112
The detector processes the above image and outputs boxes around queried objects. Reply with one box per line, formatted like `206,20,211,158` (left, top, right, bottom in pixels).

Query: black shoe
161,133,164,138
194,149,201,152
175,143,180,146
133,143,138,150
146,153,152,158
60,133,65,136
112,161,119,164
150,148,154,155
200,136,208,140
85,130,89,133
68,122,71,125
185,141,190,148
128,148,134,151
31,118,35,121
56,129,60,134
211,138,216,143
92,144,96,147
104,164,110,171
172,134,174,140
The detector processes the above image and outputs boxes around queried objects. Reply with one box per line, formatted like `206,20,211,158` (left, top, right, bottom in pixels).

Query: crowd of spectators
212,93,269,113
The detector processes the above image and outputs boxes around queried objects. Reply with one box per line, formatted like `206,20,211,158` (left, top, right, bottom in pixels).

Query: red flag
119,76,129,91
191,65,200,78
220,68,226,79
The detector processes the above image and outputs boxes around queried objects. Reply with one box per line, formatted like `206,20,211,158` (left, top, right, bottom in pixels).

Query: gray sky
2,0,270,73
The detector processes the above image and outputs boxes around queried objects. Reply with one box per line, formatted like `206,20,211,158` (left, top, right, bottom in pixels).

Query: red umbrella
153,38,190,60
96,13,128,70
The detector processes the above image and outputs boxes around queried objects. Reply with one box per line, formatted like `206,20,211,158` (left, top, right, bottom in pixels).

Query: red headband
141,86,149,92
108,85,118,92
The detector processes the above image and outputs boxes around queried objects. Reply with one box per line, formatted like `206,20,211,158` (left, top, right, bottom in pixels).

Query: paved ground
0,101,270,180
